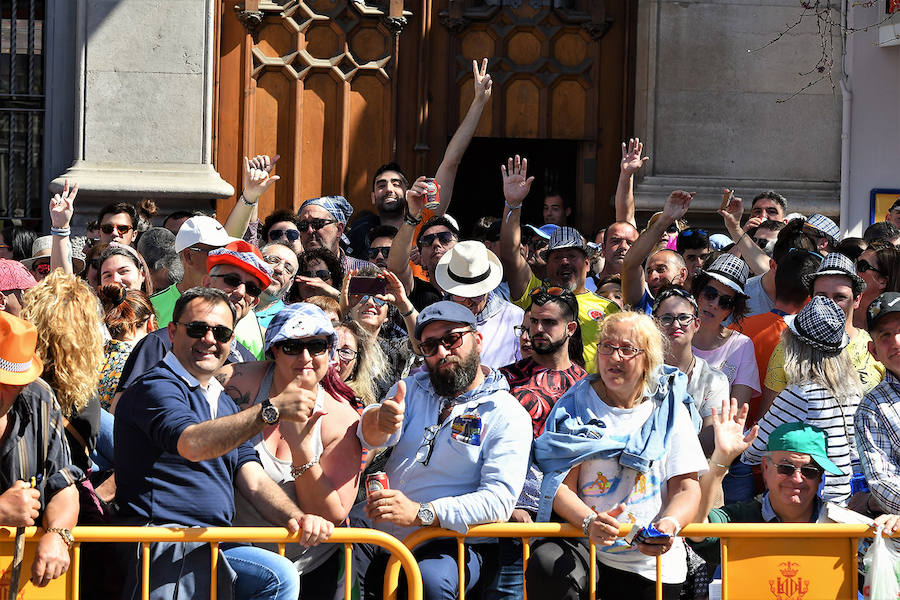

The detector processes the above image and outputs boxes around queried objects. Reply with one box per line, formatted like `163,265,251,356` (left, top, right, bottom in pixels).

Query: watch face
418,505,435,525
262,404,279,424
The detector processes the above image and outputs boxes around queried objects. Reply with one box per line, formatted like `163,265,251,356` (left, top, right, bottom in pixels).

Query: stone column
44,0,233,227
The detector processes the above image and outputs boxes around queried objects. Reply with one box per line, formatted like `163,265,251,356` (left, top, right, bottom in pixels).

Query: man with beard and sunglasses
115,287,333,599
354,301,532,600
114,241,272,397
486,286,587,599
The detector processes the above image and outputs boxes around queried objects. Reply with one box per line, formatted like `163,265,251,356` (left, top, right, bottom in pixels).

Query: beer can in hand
424,178,440,210
366,472,390,498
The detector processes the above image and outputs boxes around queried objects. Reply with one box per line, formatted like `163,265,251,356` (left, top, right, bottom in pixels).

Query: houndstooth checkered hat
806,213,842,242
784,295,849,354
801,252,865,296
539,227,587,260
697,254,749,296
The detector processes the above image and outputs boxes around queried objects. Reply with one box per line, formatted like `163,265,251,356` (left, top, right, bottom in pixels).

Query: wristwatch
47,528,74,549
260,399,280,425
417,502,435,526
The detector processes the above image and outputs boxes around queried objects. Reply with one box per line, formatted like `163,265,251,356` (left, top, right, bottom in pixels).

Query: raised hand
742,215,764,234
49,179,78,230
271,378,320,426
710,399,758,465
405,176,428,219
718,188,744,234
501,155,534,207
242,154,281,204
377,381,405,437
662,190,694,222
473,58,492,103
621,138,649,176
381,269,413,314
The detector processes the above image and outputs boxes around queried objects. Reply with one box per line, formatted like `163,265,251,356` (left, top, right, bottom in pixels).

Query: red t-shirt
500,357,588,438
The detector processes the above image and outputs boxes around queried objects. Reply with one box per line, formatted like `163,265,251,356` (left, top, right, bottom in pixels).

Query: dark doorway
450,137,578,238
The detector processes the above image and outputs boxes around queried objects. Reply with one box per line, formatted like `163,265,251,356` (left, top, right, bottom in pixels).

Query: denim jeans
91,408,115,472
482,538,523,600
222,544,300,600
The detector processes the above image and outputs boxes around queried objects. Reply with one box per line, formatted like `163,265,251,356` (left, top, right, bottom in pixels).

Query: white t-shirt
692,330,761,393
686,357,731,419
576,385,708,584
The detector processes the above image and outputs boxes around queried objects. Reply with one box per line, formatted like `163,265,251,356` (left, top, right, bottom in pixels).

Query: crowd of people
1,59,900,600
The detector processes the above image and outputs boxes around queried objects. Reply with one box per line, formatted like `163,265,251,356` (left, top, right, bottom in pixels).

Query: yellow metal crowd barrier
0,526,423,600
383,522,895,600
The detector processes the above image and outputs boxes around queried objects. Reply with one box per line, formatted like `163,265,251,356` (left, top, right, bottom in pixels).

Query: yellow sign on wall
870,188,900,224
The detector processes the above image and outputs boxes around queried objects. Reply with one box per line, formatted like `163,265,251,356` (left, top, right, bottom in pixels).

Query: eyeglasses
418,329,474,357
175,321,234,343
657,313,697,328
300,269,332,281
263,254,296,276
268,228,301,243
700,285,735,310
368,246,391,260
351,294,386,307
34,263,51,276
416,424,440,466
856,259,883,276
513,325,529,338
297,218,336,232
774,462,824,480
100,223,133,235
336,347,358,361
596,342,644,359
209,273,263,297
418,231,455,248
275,338,330,356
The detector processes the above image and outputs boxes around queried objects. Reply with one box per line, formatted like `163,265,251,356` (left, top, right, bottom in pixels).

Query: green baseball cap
766,422,843,475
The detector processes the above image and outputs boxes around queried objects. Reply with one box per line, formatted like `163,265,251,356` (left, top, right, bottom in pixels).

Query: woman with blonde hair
527,311,705,600
21,270,104,473
742,296,863,504
333,320,387,406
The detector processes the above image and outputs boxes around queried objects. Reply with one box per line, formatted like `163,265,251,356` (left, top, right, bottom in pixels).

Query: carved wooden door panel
216,0,405,219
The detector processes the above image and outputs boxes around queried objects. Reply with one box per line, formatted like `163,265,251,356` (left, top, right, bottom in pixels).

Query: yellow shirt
763,328,885,394
513,273,619,374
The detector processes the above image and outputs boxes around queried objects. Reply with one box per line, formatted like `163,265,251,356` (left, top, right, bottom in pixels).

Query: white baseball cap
174,216,238,253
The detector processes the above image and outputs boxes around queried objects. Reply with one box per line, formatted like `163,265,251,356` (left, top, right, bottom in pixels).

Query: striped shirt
742,382,861,504
854,371,900,514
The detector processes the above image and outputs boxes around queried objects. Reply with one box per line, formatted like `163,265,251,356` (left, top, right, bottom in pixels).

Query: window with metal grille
0,0,44,227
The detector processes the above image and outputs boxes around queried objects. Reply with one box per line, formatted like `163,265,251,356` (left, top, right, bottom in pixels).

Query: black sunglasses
175,321,234,343
100,223,133,235
300,269,331,281
856,259,883,275
209,273,263,297
418,231,455,248
774,462,823,480
368,246,391,259
275,338,330,356
418,329,474,357
297,218,336,232
268,228,300,243
700,285,735,310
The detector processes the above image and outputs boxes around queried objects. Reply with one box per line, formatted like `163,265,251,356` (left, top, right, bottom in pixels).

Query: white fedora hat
434,240,503,298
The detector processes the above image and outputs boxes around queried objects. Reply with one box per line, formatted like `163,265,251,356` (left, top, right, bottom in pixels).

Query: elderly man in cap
297,195,374,276
150,215,238,327
0,312,81,588
689,406,845,566
434,241,524,369
115,240,271,397
854,292,900,519
762,252,885,415
355,300,532,600
115,287,332,600
0,258,37,316
498,156,619,373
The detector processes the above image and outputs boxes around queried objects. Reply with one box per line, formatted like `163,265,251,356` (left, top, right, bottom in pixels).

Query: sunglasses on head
210,273,263,297
418,329,474,357
530,286,577,313
368,246,391,260
297,218,336,232
856,259,883,275
418,231,455,248
175,321,234,343
700,285,735,310
100,223,133,235
774,462,823,479
268,228,300,243
275,338,330,356
301,269,331,281
34,263,51,276
680,228,708,238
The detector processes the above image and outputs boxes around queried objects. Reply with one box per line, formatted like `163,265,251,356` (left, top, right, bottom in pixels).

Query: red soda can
366,472,389,498
423,178,440,210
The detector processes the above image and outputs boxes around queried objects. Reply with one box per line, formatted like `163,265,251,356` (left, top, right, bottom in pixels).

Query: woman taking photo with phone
527,311,705,600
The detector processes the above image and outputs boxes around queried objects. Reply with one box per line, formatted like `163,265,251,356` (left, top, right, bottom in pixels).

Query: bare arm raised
223,154,281,240
498,155,535,301
614,138,648,228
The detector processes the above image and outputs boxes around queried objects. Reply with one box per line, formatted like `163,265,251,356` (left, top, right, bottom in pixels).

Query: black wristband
400,307,414,318
403,208,422,226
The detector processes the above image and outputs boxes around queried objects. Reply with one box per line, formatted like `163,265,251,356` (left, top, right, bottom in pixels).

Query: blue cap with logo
414,301,477,340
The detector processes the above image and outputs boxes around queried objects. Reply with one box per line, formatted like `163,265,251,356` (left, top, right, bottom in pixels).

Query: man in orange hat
0,312,81,587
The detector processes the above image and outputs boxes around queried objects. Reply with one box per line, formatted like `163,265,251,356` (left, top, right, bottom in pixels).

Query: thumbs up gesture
377,381,405,437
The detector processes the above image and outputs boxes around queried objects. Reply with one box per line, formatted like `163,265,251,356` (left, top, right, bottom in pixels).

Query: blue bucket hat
264,303,338,357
